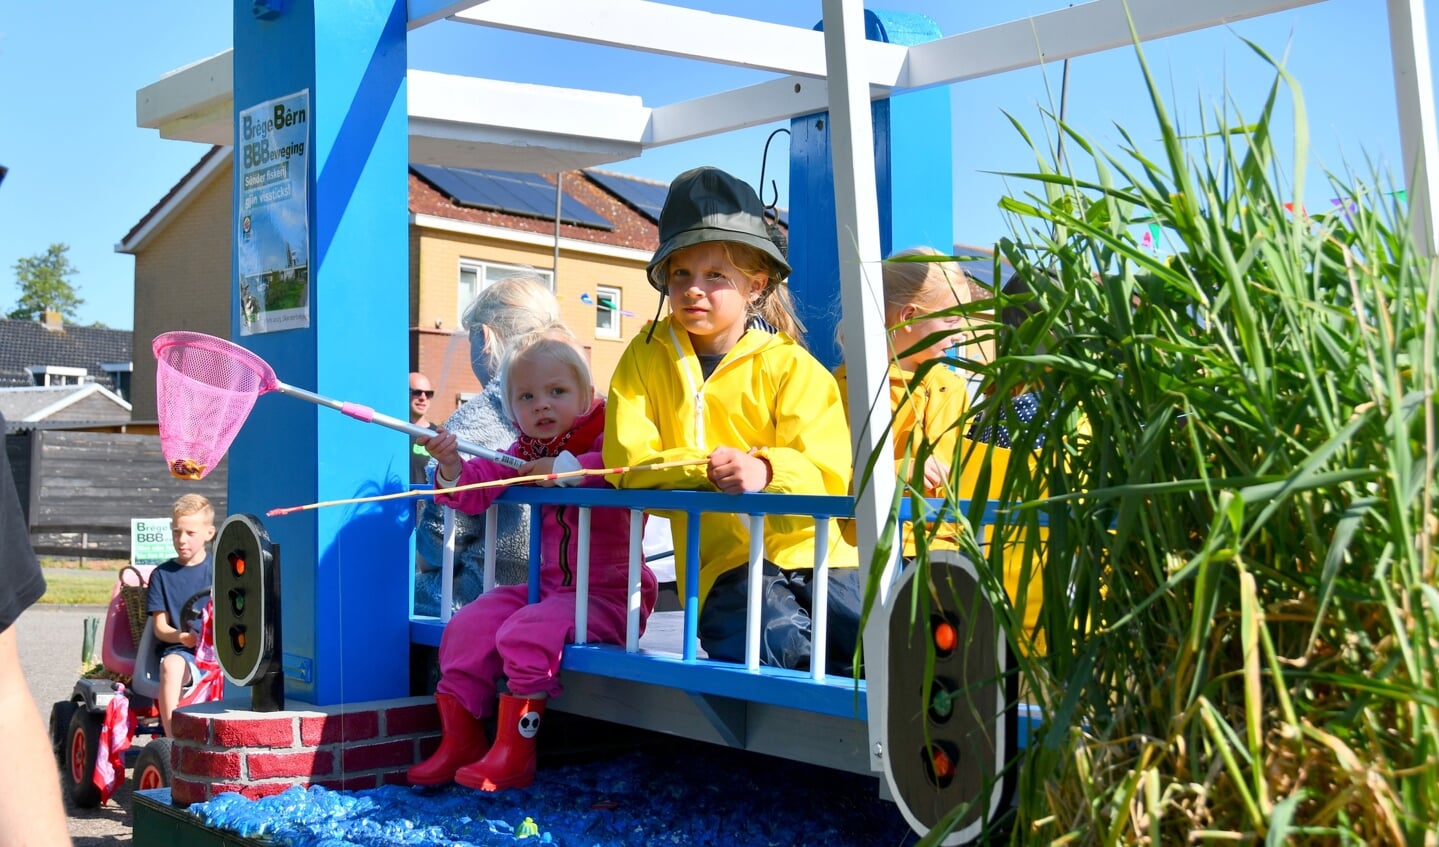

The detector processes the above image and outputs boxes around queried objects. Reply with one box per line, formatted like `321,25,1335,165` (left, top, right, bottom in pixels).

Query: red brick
212,716,295,748
300,711,379,746
177,748,243,780
248,749,336,780
240,782,293,801
210,782,248,797
380,770,412,787
418,735,441,759
384,703,440,736
340,774,382,791
169,777,209,807
341,739,414,772
170,712,211,743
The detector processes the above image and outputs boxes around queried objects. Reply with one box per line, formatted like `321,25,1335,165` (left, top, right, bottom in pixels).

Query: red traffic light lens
227,551,246,576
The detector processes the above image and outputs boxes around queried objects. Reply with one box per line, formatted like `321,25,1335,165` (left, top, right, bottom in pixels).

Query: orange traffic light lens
227,551,246,576
229,624,247,653
930,746,954,779
933,620,956,654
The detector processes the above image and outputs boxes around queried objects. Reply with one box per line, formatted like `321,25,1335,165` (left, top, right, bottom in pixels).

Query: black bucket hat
646,166,792,292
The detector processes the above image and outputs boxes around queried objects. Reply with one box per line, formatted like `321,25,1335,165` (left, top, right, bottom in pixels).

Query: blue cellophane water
189,744,918,846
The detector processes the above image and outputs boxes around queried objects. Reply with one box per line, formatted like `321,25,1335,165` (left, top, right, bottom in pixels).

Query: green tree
9,243,84,321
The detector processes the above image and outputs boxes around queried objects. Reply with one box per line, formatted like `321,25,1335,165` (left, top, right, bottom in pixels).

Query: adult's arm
0,626,71,846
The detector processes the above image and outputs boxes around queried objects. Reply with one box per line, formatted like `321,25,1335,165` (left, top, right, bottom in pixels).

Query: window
458,261,554,327
595,285,621,340
27,365,87,387
101,362,133,402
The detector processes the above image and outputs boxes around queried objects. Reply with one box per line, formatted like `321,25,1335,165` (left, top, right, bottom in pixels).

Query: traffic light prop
878,549,1018,846
214,514,284,711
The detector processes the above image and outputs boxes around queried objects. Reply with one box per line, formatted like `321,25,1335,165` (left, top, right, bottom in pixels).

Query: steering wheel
180,589,213,634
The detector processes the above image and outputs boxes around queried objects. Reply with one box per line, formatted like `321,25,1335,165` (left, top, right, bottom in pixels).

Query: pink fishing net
153,332,278,480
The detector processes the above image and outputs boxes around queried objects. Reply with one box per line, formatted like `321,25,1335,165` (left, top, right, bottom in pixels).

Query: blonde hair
498,328,593,424
656,241,807,346
172,493,214,524
882,246,972,325
461,274,562,377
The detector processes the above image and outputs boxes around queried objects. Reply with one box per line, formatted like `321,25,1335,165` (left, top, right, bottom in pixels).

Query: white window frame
27,365,88,387
458,260,554,327
595,284,622,340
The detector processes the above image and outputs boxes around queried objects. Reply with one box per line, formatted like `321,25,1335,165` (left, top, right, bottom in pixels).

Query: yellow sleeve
919,368,970,471
602,339,712,490
758,352,852,497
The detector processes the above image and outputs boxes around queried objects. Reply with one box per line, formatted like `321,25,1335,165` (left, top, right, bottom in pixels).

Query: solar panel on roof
586,171,668,223
413,165,612,229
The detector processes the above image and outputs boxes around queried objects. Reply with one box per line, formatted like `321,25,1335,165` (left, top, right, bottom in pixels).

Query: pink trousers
435,571,657,719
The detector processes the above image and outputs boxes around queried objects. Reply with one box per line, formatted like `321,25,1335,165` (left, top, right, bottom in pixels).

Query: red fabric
93,684,136,804
179,602,224,707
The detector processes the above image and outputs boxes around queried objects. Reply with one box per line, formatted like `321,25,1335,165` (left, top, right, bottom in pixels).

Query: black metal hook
758,127,790,218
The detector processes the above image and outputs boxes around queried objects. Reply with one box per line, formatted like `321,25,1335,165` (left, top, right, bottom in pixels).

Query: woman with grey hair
414,274,560,615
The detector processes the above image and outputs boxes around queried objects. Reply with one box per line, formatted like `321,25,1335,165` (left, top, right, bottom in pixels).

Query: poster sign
237,89,311,335
131,518,174,566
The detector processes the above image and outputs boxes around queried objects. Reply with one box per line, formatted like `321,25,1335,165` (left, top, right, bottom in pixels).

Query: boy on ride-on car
145,493,216,735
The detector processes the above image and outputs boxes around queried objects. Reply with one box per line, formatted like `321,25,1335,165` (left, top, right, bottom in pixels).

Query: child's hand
708,447,771,494
519,457,558,485
923,456,951,493
179,631,198,649
419,427,464,483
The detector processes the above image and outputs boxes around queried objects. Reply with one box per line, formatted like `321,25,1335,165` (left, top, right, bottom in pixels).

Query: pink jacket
435,400,636,592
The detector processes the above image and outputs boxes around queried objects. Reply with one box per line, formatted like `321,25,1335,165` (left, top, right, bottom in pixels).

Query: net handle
154,331,523,469
271,383,524,468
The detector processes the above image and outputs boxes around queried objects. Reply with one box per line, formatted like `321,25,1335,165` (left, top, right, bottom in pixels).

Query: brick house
118,147,673,424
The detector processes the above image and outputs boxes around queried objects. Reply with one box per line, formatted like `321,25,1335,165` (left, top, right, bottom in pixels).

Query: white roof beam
906,0,1327,88
408,70,646,171
135,51,233,145
448,0,909,82
407,0,489,30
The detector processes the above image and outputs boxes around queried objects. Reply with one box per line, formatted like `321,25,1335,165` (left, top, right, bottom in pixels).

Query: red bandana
513,398,606,462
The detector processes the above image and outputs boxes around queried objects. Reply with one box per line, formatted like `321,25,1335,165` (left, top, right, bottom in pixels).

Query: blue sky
0,1,1431,331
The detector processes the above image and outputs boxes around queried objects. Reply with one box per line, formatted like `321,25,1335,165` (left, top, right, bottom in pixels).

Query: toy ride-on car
49,566,212,807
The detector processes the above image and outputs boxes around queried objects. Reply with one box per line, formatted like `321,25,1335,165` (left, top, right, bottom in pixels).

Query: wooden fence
8,430,227,558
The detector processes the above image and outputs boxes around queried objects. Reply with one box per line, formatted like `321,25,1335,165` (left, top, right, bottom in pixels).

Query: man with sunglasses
409,373,438,485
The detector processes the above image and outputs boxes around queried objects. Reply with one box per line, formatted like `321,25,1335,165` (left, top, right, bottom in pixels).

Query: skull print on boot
455,693,545,792
407,692,490,786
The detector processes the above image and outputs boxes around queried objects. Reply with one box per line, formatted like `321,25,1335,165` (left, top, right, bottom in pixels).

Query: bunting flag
179,602,225,708
93,684,137,804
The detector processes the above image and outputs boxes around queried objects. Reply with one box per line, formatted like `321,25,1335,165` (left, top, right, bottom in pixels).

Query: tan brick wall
130,163,234,421
413,229,660,419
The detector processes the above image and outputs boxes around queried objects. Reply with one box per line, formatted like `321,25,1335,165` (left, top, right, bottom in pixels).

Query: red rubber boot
407,693,490,786
454,694,545,792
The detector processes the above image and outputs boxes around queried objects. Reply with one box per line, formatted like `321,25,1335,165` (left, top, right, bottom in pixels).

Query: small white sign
131,518,173,566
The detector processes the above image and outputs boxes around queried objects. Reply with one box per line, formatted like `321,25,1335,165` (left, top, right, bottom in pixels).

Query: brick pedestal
167,696,441,806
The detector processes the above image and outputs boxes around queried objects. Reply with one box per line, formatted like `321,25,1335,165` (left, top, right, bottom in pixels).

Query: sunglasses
410,389,435,399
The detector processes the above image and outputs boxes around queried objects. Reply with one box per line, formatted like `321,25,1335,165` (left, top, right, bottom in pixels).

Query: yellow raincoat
604,317,858,608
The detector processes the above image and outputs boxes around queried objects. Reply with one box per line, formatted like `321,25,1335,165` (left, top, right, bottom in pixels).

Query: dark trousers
698,562,864,677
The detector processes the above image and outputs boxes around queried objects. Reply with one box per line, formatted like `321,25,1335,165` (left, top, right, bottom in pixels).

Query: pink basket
153,332,277,480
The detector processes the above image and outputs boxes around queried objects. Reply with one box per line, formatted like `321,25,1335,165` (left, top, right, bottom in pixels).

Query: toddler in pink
408,330,657,792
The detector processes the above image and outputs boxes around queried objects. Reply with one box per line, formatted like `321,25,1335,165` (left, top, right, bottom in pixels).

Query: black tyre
48,700,78,762
62,707,103,808
131,737,174,794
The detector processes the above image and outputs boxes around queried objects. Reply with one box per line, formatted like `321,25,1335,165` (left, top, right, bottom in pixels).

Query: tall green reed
876,36,1438,846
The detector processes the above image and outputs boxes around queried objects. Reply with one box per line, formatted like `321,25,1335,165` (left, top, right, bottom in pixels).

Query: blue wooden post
788,11,953,369
230,0,411,705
